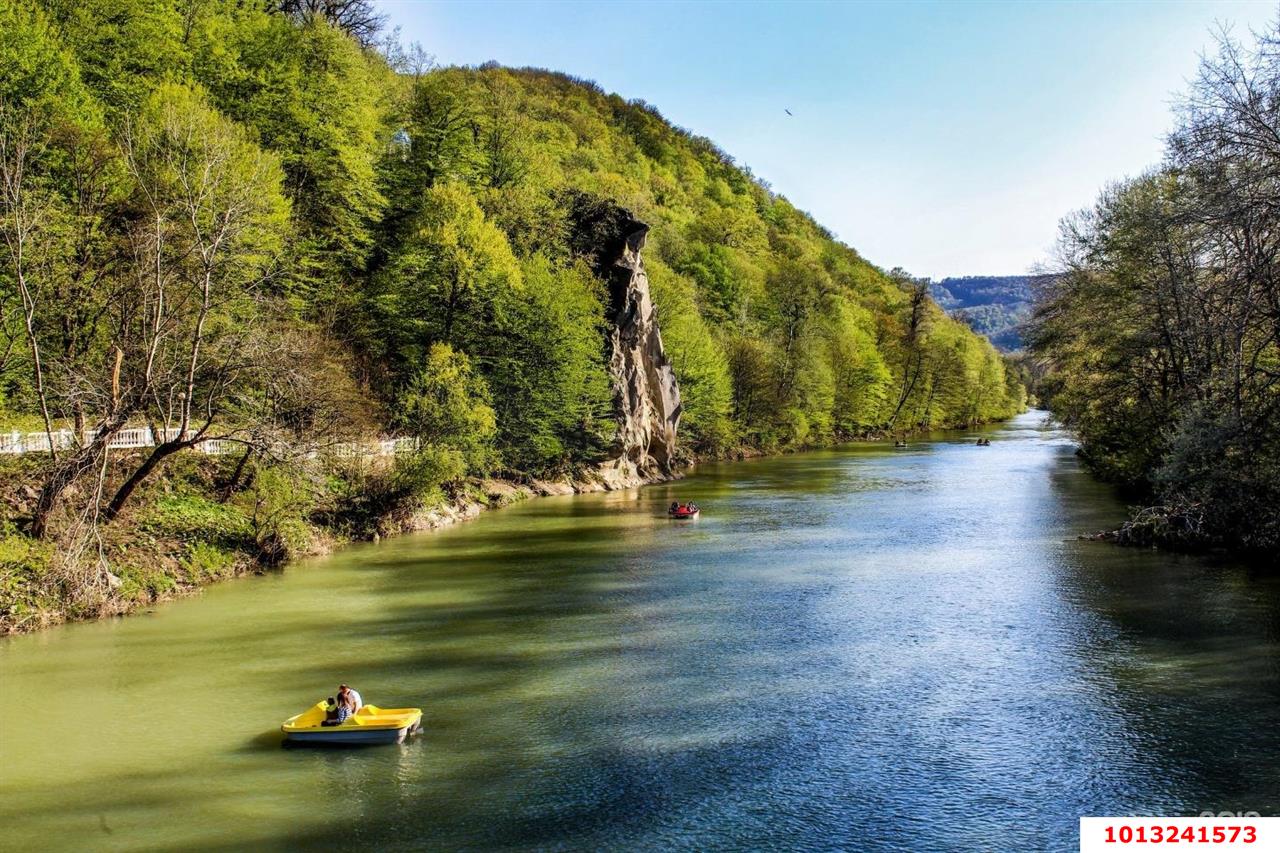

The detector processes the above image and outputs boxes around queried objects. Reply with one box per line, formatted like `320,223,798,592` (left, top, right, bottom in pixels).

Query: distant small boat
668,505,700,519
281,703,423,745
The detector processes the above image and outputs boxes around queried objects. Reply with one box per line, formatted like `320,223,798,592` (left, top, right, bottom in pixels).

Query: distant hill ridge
930,275,1051,351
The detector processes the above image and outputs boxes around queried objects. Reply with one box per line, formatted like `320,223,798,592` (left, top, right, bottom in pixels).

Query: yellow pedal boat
281,702,423,745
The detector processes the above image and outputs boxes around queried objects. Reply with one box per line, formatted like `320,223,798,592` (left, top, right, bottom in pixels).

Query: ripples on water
2,411,1278,852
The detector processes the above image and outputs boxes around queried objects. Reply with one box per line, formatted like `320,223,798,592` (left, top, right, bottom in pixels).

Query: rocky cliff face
566,193,682,487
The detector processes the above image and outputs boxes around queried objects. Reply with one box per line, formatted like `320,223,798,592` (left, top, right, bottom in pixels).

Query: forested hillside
931,275,1042,350
0,0,1023,630
1031,25,1280,554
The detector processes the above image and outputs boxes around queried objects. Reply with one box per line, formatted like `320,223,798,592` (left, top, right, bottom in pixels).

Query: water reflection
2,411,1277,852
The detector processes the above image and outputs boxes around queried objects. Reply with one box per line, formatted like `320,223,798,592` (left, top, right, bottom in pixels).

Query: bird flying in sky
784,108,793,116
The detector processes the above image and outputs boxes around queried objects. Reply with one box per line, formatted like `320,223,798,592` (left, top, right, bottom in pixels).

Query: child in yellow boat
321,693,356,726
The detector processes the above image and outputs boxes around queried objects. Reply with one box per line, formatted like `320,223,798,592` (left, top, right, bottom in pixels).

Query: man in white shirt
340,683,363,711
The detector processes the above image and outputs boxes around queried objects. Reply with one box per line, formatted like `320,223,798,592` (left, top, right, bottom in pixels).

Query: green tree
647,258,733,450
824,298,891,434
193,13,389,305
379,71,475,243
38,0,187,116
1030,23,1280,551
398,342,496,474
485,255,612,472
371,181,521,369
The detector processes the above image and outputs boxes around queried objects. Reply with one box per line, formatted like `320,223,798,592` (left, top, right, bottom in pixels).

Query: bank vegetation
1031,24,1280,555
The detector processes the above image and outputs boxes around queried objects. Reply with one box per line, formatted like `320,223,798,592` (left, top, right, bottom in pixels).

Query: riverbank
0,418,1019,636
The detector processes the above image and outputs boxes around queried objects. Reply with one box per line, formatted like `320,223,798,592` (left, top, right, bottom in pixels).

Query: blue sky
378,0,1276,279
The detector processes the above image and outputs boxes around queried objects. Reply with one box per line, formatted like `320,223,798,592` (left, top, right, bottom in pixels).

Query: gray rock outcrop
565,193,682,487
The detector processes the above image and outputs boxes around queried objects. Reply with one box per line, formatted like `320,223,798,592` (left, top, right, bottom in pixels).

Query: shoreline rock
567,193,683,482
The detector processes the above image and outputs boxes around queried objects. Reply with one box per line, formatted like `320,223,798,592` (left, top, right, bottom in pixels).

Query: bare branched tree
0,105,61,458
101,86,290,521
277,0,386,48
380,29,435,79
24,84,289,537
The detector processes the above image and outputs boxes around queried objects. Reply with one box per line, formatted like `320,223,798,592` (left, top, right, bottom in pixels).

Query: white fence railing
0,428,421,459
323,436,420,459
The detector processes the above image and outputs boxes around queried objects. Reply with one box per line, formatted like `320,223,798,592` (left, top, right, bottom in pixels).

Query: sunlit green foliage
38,0,186,116
192,11,391,303
646,259,734,448
2,0,1022,507
488,255,613,472
378,181,522,346
398,343,497,475
374,65,1022,456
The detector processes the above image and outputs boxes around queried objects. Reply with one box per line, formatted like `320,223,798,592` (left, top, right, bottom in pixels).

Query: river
2,410,1278,851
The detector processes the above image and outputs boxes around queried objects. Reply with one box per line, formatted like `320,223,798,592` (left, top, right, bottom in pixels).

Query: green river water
2,410,1278,851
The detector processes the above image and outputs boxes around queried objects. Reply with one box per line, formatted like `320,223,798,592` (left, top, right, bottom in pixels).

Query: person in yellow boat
339,683,363,712
322,691,357,726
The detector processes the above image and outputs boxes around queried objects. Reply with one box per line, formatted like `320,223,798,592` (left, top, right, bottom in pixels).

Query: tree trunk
219,447,254,503
887,352,923,430
102,441,186,522
30,444,106,538
444,286,458,340
17,271,57,460
29,414,129,539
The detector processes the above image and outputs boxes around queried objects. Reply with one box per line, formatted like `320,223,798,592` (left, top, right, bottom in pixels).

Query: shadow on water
246,729,285,751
